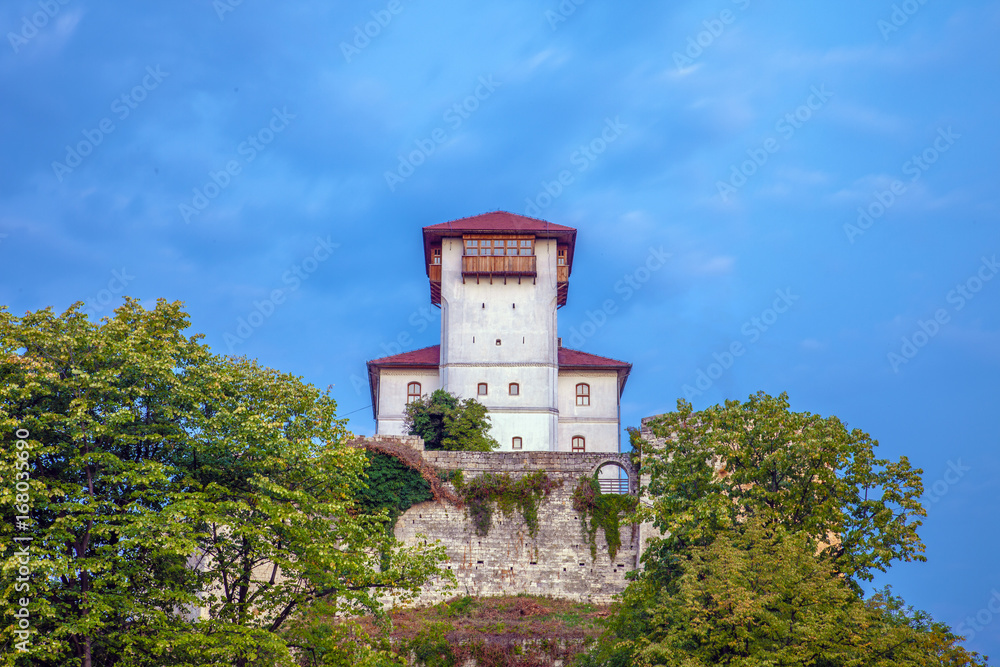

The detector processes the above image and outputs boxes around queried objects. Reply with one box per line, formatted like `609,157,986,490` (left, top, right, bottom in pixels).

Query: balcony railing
429,264,442,282
462,255,537,277
598,478,630,495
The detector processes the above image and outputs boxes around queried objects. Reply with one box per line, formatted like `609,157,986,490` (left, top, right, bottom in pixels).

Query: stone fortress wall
369,436,642,605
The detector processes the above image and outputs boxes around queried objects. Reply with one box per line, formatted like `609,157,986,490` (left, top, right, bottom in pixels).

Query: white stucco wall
437,237,561,450
557,370,621,453
373,232,626,453
375,368,440,435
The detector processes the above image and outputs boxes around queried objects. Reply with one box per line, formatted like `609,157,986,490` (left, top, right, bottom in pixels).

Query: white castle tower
367,212,630,452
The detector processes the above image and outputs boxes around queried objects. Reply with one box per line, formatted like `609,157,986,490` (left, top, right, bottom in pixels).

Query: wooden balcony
429,264,442,306
462,255,536,277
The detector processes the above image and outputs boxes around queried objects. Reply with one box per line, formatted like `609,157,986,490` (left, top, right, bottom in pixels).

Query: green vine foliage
572,477,638,561
354,451,435,530
454,471,560,538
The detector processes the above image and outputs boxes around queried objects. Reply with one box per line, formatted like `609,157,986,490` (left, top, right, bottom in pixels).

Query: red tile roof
366,345,631,416
558,347,631,369
367,345,440,367
421,211,578,276
423,211,576,234
367,344,630,370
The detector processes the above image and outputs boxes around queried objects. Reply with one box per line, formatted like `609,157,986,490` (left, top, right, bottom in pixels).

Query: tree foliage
590,520,989,667
403,389,499,452
578,391,986,667
0,299,446,667
638,391,926,586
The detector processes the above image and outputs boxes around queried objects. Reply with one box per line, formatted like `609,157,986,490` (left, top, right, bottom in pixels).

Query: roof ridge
558,347,632,367
367,344,441,365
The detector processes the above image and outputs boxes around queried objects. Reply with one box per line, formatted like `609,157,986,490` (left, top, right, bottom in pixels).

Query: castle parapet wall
393,449,639,605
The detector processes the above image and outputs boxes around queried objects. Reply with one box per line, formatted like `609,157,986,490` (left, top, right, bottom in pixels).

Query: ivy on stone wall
354,451,435,530
453,471,560,538
572,477,638,561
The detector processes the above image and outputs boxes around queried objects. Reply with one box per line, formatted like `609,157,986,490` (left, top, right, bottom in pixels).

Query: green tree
637,391,926,586
590,520,988,666
578,391,986,666
403,389,499,452
0,299,446,667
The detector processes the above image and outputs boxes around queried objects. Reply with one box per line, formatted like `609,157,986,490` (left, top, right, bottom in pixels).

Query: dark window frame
576,383,590,406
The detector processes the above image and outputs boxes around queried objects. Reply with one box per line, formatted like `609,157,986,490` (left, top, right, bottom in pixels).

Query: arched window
512,437,522,450
572,436,586,452
477,382,488,396
406,382,421,404
576,383,590,406
509,382,519,396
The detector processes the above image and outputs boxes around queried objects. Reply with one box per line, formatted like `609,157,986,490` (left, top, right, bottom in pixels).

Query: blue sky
2,0,998,656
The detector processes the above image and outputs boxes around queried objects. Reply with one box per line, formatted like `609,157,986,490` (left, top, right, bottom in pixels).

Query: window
478,383,488,396
407,382,421,403
572,436,586,452
432,248,441,265
512,437,522,450
576,383,590,406
464,236,534,256
558,247,567,265
509,383,519,396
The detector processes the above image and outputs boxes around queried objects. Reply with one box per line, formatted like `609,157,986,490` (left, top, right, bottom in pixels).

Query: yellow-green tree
0,299,446,667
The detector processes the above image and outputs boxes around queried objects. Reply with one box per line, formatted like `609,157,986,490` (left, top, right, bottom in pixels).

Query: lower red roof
366,344,632,418
367,344,631,371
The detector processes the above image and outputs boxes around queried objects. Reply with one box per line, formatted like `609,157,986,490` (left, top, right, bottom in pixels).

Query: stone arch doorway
593,459,632,495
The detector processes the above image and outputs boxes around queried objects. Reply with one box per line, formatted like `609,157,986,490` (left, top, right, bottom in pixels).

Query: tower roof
421,211,577,275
